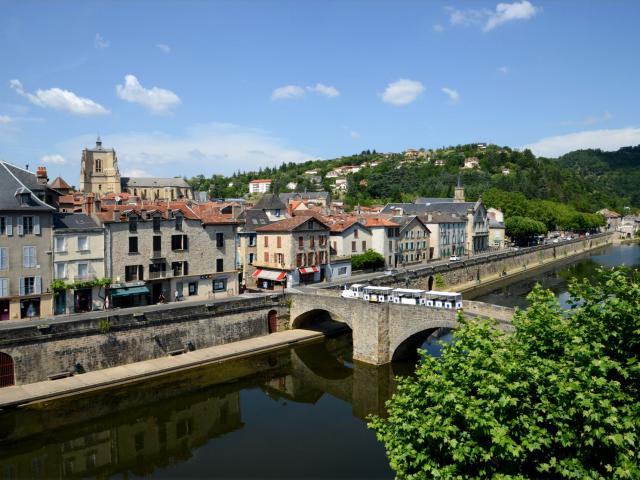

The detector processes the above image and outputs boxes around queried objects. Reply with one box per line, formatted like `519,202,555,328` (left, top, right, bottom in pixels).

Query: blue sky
1,1,639,185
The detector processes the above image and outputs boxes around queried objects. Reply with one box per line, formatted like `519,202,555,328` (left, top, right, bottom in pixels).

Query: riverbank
0,326,348,410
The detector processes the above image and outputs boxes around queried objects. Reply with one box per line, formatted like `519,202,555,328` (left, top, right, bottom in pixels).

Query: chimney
36,166,48,185
427,213,433,222
85,193,95,216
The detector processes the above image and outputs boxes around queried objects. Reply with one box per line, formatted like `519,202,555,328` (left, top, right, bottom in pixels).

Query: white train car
362,286,394,303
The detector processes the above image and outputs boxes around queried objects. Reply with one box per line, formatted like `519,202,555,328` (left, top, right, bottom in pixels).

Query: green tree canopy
370,268,640,479
351,249,385,271
505,215,548,243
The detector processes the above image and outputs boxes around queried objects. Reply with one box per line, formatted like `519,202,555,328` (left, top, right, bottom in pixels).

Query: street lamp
280,258,286,293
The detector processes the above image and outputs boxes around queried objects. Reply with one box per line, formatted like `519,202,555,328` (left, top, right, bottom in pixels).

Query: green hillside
187,144,640,216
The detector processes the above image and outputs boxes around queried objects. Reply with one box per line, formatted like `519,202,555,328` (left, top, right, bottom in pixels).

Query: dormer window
274,209,281,217
129,216,138,233
20,192,30,206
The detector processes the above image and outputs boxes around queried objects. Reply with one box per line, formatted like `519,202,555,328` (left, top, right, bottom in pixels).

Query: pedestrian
158,292,166,304
175,289,180,302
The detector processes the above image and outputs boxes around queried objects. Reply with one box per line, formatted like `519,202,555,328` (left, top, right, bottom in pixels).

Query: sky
1,0,639,185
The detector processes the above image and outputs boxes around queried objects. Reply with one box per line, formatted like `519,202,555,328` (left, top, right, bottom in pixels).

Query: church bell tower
80,136,121,196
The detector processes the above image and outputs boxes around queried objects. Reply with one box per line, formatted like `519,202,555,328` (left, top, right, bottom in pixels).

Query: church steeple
96,135,102,149
454,174,465,203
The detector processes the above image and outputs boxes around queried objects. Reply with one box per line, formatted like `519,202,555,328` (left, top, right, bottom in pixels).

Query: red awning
252,269,287,281
298,266,319,274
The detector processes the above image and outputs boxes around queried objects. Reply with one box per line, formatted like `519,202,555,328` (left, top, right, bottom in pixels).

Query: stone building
391,215,431,266
80,137,193,200
52,213,106,314
235,209,271,289
328,218,372,258
0,161,60,320
254,215,330,288
96,202,237,307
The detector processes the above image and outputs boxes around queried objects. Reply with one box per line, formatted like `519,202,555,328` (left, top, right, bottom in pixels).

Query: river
1,244,636,479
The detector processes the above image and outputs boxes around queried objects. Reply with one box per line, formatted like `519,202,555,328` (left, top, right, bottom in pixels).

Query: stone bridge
289,294,513,365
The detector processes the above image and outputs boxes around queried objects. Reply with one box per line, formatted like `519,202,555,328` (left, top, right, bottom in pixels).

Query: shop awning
110,286,150,297
298,266,319,274
252,269,287,281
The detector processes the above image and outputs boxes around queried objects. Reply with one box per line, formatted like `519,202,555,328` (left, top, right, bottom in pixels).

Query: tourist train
341,284,463,309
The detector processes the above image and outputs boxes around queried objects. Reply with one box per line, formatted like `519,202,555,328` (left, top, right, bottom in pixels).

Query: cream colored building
80,137,121,196
52,213,106,313
392,216,431,266
328,219,371,258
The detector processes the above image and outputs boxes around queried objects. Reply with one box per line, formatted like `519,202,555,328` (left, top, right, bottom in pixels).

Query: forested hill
187,144,640,213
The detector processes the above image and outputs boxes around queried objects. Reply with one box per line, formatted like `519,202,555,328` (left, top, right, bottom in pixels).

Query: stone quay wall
343,232,614,293
0,296,288,385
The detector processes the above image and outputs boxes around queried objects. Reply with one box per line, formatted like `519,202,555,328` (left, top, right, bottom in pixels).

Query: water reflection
0,333,402,479
472,244,640,309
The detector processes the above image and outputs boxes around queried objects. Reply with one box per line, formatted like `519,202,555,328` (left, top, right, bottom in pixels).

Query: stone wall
0,295,288,385
462,300,515,322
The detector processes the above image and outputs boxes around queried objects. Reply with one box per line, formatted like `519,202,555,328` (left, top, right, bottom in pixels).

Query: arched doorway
267,310,278,333
427,276,434,291
0,352,15,388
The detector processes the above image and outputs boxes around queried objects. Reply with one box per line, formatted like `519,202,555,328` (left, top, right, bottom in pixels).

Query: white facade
330,223,371,258
249,180,272,194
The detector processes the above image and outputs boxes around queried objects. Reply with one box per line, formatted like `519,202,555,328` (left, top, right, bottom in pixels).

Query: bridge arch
388,316,459,363
392,328,453,361
291,308,351,330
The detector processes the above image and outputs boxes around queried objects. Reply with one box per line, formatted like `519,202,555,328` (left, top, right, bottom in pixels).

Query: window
275,253,284,265
276,236,281,248
0,278,7,297
213,278,227,292
171,234,188,250
319,236,326,246
129,237,139,253
307,252,314,265
77,263,89,279
21,276,40,295
389,240,392,251
22,216,37,235
54,236,66,253
153,235,162,253
172,261,188,276
354,229,359,239
296,253,303,267
0,248,7,270
175,215,183,231
310,236,315,248
298,236,303,248
264,252,269,263
128,216,138,233
248,234,256,247
362,240,367,251
274,209,281,217
352,241,356,252
95,158,102,173
153,216,161,233
264,236,269,247
216,232,224,247
125,265,143,282
77,236,88,251
0,217,5,235
338,266,347,275
55,263,66,279
188,281,198,296
216,258,224,272
23,246,36,268
248,253,256,264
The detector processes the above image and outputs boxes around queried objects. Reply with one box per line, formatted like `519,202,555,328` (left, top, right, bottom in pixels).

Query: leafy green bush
351,249,385,271
505,215,548,244
370,268,640,479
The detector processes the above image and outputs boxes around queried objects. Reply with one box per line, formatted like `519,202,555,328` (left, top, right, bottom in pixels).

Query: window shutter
183,235,188,250
0,248,6,270
184,261,189,275
35,276,42,294
17,216,23,236
19,278,24,296
138,265,144,280
33,216,40,235
23,247,29,268
6,217,12,236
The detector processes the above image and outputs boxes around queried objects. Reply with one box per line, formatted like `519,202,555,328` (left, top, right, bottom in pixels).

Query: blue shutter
33,216,40,235
6,217,12,236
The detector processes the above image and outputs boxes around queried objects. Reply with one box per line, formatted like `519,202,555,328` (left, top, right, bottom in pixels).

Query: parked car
449,255,461,262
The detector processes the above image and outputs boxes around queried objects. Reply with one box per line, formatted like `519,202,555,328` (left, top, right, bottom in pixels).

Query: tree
351,249,385,271
369,268,640,479
505,216,548,244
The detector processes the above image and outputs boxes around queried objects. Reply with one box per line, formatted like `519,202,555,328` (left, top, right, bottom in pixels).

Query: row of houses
0,152,505,320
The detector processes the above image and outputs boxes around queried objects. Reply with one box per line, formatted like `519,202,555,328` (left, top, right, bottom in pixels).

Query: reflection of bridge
289,294,513,365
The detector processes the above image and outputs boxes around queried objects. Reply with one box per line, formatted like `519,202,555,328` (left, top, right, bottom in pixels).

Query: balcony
150,250,164,259
74,274,96,281
148,270,171,280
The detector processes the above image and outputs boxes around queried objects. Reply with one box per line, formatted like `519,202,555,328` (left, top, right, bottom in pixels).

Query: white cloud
55,123,314,177
523,127,640,158
156,43,171,54
9,79,109,116
40,154,67,165
0,115,12,124
447,1,539,32
498,66,510,74
95,33,109,49
380,79,424,106
306,83,340,98
441,87,460,104
484,1,539,31
115,74,181,114
433,24,445,32
350,131,360,139
272,83,340,100
271,85,306,100
561,111,614,127
121,168,151,177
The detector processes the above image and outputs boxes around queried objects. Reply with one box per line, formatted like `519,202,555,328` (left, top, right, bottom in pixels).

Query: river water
1,244,636,479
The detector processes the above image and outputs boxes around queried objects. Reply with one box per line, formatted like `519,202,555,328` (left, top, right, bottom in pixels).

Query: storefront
298,266,322,284
252,268,287,290
74,288,93,313
109,284,150,309
20,298,41,319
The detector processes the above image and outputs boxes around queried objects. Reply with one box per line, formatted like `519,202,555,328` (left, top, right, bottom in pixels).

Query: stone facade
80,137,121,196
